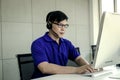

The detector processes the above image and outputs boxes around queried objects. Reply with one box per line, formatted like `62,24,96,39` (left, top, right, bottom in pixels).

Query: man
31,10,94,79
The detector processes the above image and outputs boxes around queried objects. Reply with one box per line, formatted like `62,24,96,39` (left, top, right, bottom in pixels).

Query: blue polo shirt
31,32,80,79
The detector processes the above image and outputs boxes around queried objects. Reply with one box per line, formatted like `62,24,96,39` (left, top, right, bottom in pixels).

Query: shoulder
62,38,73,46
31,36,45,48
32,32,49,46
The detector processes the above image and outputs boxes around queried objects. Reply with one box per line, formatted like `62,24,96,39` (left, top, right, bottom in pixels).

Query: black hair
46,11,68,29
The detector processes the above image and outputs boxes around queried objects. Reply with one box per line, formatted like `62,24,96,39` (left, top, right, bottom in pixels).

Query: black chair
17,54,34,80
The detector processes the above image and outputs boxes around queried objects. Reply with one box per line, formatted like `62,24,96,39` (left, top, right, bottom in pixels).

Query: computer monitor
92,12,120,69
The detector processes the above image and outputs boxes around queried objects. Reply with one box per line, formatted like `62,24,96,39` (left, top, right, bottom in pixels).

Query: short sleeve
31,41,48,66
68,42,80,61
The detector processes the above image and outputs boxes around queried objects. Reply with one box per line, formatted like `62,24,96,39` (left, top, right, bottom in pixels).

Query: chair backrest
75,47,80,53
17,54,34,80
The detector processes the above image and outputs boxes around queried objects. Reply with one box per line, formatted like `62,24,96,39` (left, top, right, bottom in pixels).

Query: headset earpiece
46,12,53,29
47,22,52,29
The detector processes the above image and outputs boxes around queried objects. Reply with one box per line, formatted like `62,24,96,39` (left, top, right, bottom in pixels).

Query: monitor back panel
93,12,120,69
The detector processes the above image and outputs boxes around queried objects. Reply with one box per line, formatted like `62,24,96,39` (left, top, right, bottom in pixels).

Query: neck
48,31,60,44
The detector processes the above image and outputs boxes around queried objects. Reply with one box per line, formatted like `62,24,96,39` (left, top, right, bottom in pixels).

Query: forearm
75,56,89,66
38,62,77,74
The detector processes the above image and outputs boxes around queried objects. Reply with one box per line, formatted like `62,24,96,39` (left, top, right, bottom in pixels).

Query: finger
86,66,94,73
82,69,90,74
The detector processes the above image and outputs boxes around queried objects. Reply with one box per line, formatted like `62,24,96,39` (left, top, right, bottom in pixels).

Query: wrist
74,67,78,74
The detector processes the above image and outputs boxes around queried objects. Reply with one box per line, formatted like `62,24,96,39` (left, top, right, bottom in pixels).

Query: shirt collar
43,32,64,42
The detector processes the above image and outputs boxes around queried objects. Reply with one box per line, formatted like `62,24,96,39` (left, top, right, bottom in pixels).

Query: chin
59,35,63,38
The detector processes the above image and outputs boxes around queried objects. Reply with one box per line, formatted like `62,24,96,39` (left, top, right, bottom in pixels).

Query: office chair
17,54,34,80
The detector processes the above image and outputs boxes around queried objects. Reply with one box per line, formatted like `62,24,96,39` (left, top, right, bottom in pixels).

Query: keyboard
83,70,113,77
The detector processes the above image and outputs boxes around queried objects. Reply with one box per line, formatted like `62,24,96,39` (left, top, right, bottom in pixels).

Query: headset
46,12,53,29
46,12,59,37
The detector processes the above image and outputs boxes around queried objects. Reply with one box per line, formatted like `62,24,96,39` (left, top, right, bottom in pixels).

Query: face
51,19,69,38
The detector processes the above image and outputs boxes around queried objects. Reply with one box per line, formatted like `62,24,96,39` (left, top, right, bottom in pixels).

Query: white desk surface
31,66,120,80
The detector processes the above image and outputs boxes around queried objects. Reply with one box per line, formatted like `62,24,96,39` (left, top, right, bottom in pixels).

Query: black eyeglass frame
52,22,69,28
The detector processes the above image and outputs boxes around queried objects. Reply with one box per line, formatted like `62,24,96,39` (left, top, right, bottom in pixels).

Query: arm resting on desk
37,56,94,74
38,62,77,74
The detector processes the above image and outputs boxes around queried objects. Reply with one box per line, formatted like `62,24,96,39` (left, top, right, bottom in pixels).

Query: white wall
0,61,2,80
0,21,1,59
0,0,2,59
3,59,20,80
0,25,2,80
1,0,32,80
89,0,99,45
0,0,3,79
0,0,99,80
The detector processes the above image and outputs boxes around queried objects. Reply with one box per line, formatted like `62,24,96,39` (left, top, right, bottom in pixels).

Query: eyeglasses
53,22,69,28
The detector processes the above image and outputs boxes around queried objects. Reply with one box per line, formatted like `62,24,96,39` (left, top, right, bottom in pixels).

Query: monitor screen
92,12,120,69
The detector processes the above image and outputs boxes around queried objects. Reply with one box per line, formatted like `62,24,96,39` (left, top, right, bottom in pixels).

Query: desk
31,66,120,80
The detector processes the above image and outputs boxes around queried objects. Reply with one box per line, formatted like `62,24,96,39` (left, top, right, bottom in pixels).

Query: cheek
52,27,59,32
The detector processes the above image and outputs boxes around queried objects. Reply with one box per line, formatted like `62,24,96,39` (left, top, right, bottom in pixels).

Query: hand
76,64,94,74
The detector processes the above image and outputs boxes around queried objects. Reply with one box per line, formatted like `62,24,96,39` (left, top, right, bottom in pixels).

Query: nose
61,27,65,31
